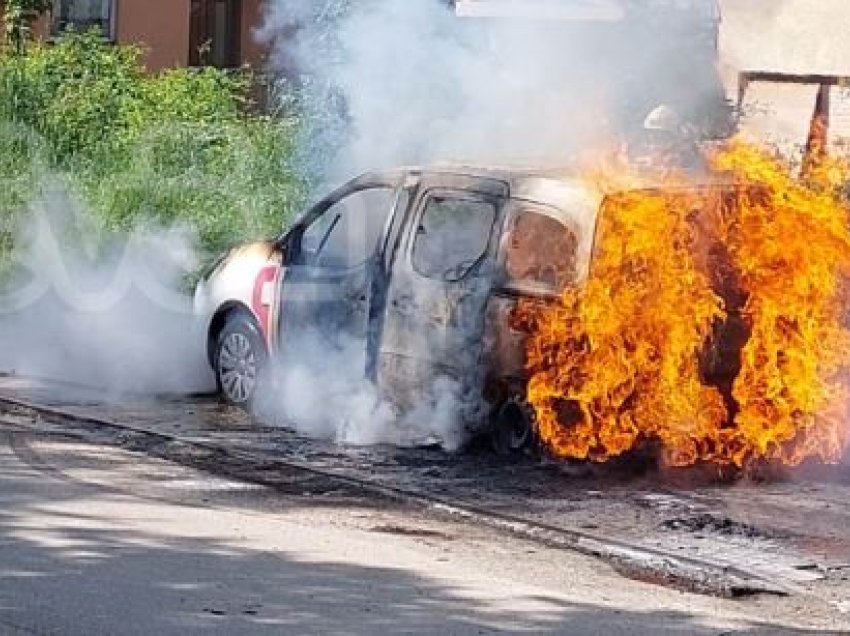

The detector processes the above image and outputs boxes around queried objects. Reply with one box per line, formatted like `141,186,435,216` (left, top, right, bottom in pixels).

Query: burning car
194,167,597,450
195,155,850,463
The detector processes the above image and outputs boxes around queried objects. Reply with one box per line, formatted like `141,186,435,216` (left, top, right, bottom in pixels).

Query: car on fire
194,167,598,451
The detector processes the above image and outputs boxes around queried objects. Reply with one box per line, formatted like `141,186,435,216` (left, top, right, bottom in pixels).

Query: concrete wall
718,0,850,149
720,0,850,80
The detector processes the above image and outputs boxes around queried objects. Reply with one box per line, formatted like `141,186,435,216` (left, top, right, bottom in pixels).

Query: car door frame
274,172,408,365
375,173,510,412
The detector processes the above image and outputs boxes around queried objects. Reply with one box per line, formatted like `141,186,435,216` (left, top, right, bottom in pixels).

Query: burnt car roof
354,164,736,237
380,162,732,211
373,164,734,194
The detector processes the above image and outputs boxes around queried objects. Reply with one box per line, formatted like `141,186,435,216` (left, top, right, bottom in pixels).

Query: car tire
490,397,535,455
214,314,268,409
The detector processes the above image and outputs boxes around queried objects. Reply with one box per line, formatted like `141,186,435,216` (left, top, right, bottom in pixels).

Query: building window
51,0,116,40
190,0,241,68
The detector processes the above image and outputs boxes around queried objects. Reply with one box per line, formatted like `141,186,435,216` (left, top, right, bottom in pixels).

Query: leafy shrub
2,0,52,54
0,31,305,263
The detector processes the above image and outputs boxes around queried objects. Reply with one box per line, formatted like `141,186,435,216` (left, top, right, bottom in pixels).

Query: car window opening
412,195,497,282
505,210,579,292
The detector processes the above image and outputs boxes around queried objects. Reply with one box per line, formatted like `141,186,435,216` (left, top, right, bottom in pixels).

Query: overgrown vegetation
2,0,51,53
0,31,306,268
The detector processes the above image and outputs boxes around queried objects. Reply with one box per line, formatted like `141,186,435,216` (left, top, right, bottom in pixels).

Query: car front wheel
215,315,267,408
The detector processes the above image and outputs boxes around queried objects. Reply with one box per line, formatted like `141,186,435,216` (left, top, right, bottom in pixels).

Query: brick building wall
1,0,269,72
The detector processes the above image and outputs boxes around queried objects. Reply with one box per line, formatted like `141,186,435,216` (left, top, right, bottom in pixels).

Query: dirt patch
662,513,784,539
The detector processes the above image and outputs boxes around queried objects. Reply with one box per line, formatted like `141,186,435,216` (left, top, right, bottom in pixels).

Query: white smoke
259,0,727,182
0,183,214,397
253,331,470,450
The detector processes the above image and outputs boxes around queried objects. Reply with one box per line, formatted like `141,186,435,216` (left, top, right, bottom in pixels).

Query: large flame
520,141,850,468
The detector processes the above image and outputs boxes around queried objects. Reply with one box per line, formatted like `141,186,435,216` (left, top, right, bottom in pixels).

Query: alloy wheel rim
218,332,257,404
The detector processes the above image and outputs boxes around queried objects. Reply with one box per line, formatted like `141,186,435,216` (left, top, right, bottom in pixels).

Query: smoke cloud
253,331,471,450
259,0,728,183
0,184,214,397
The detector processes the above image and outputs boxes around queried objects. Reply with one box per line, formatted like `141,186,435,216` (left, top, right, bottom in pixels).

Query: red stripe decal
251,265,279,344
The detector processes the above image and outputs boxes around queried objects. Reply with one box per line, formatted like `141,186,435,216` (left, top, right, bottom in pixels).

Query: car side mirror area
276,229,301,267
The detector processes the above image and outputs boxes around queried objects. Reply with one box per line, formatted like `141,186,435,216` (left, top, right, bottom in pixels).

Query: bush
0,31,306,263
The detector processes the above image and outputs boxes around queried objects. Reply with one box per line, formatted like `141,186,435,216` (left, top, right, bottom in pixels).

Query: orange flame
520,140,850,468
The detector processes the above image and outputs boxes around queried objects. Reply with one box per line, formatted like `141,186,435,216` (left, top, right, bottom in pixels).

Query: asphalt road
2,375,849,599
0,425,846,635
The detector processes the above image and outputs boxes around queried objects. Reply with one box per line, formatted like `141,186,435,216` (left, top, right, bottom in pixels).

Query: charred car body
195,167,598,449
196,164,759,453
